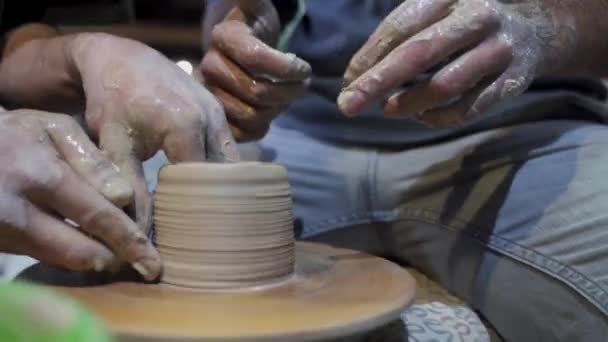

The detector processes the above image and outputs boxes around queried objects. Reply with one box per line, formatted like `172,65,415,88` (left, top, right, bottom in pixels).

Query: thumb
98,122,153,237
44,115,133,208
228,0,280,45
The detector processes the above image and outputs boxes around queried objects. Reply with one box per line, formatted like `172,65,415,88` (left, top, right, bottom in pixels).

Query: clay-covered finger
344,0,457,86
209,84,283,124
211,20,311,81
0,199,115,272
465,65,532,119
233,0,281,44
127,158,153,237
42,114,134,208
413,78,494,128
98,122,156,234
212,86,274,142
203,97,241,162
31,159,161,281
209,84,257,121
226,113,271,142
338,9,499,116
384,38,512,116
162,124,206,163
202,49,307,106
102,155,153,275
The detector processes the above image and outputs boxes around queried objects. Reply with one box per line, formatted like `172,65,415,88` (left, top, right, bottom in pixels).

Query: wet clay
51,162,416,341
154,162,295,289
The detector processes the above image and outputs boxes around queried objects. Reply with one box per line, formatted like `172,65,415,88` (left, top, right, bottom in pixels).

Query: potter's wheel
51,162,416,341
52,242,415,341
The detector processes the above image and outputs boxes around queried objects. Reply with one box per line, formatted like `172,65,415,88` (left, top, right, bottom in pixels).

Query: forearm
0,28,83,113
542,0,608,77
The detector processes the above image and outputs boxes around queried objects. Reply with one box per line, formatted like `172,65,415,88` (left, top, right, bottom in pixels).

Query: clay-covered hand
0,110,161,280
339,0,582,128
68,33,240,235
199,0,311,141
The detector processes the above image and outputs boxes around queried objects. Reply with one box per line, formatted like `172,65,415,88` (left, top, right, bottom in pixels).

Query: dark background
3,0,206,61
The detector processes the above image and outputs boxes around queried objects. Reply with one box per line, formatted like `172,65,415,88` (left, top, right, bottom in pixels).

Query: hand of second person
339,0,579,128
68,33,240,235
199,1,311,141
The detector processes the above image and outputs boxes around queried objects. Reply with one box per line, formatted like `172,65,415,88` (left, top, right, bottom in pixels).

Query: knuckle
20,160,64,192
238,48,259,67
211,22,230,45
429,79,459,99
495,39,514,56
249,84,270,102
211,21,248,46
79,205,118,236
0,196,28,234
91,157,118,175
87,159,133,204
61,248,96,270
200,51,222,78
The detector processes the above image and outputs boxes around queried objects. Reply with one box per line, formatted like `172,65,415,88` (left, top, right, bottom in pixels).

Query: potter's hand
0,110,161,279
68,33,240,235
70,33,239,162
200,0,311,141
339,0,581,128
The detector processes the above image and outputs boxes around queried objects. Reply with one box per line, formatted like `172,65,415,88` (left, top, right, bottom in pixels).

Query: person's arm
0,24,84,113
556,1,608,77
1,28,240,248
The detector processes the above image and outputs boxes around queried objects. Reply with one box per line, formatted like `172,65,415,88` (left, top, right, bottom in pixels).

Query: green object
0,282,113,342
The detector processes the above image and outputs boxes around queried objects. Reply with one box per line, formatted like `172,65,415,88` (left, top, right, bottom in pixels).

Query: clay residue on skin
500,76,526,98
70,32,239,163
101,61,137,93
339,0,581,124
343,0,456,86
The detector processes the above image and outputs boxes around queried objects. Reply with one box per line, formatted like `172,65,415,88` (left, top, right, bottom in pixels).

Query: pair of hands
0,0,595,278
0,0,301,278
0,32,241,279
206,0,591,130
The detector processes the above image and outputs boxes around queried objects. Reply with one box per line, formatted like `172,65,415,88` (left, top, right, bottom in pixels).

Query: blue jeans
254,119,608,342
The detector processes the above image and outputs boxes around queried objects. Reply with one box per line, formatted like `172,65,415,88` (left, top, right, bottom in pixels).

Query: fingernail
283,52,311,76
134,231,148,244
337,90,364,116
343,70,356,88
286,53,311,74
132,261,150,279
92,257,106,272
102,178,133,207
384,96,399,116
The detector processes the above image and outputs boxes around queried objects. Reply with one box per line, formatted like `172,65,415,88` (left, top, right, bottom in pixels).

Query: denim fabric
257,116,608,341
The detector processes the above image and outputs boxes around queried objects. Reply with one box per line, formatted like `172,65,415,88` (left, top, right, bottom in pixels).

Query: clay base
51,242,416,341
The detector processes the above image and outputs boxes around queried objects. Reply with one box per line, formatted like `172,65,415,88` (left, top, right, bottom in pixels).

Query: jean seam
396,207,608,317
301,207,608,316
367,150,380,214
